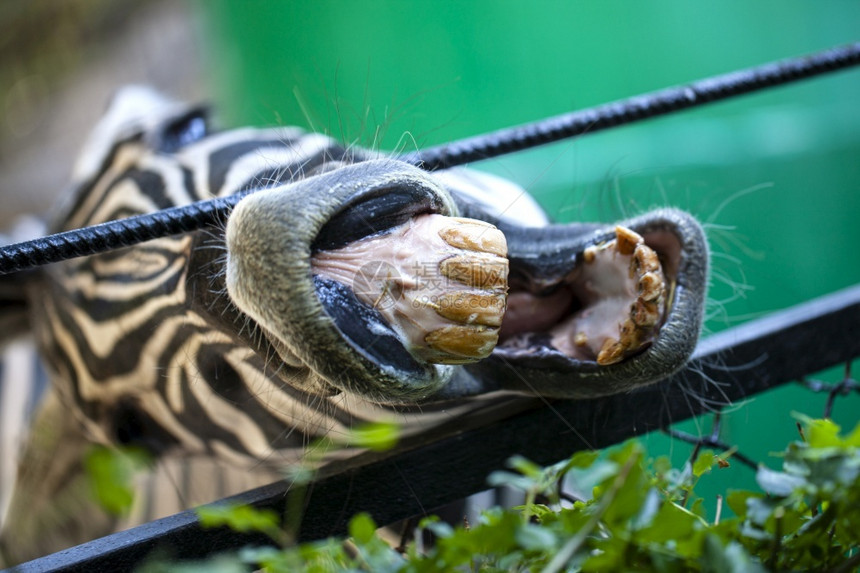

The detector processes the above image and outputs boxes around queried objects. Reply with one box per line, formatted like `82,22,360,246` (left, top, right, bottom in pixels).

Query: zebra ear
71,86,208,184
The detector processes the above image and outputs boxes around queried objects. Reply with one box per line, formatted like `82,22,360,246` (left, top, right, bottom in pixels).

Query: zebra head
38,86,710,423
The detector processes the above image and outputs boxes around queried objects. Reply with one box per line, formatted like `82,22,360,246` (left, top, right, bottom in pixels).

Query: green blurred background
197,1,860,513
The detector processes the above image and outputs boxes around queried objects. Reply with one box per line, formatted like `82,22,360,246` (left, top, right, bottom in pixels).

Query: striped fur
31,89,524,468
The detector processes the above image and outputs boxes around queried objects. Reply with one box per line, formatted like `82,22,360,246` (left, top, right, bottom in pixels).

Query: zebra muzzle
226,159,706,403
226,159,470,402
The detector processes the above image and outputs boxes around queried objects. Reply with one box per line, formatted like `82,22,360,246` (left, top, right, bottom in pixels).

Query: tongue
499,289,573,338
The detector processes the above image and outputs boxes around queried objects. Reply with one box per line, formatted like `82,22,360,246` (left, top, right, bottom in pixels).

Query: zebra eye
154,110,209,153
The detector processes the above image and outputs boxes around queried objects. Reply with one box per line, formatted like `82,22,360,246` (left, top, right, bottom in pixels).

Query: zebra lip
227,159,462,403
312,274,430,378
311,184,448,252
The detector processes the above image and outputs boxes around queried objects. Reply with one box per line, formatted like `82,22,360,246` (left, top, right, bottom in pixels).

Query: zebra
0,86,707,564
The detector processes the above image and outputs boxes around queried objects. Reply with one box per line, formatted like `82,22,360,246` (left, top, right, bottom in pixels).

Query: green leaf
689,497,706,520
348,512,377,544
515,523,556,552
745,496,779,527
567,459,619,497
238,546,294,571
512,503,555,521
85,445,150,516
725,490,756,519
197,504,280,536
802,416,843,448
567,449,601,469
508,455,543,478
755,465,805,497
344,421,401,452
652,455,673,476
637,499,702,544
601,442,648,526
701,535,766,573
843,420,860,447
630,487,661,530
422,519,454,540
693,449,717,477
582,535,626,571
487,469,535,491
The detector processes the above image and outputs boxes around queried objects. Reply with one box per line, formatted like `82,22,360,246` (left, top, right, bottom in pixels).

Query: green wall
197,1,860,515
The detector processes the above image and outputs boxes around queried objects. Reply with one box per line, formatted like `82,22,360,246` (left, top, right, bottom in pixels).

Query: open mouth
311,214,679,369
500,225,672,364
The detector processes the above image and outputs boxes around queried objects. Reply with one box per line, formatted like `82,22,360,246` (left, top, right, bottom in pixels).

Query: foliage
132,415,860,572
84,445,151,516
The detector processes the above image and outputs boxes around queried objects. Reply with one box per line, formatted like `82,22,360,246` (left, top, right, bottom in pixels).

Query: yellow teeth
583,247,597,263
439,218,508,257
312,213,510,366
424,325,500,362
433,291,506,327
439,253,509,290
428,219,509,363
615,225,643,255
569,225,668,366
633,243,661,274
638,271,663,301
597,336,627,365
632,300,661,328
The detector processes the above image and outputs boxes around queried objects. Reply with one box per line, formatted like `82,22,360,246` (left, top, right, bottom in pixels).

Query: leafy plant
85,445,151,516
133,415,860,572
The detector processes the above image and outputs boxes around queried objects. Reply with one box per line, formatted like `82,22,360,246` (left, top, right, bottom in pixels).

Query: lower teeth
550,226,667,364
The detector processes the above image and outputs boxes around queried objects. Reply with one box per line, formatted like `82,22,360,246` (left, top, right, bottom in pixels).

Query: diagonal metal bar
1,42,859,276
9,283,860,573
402,42,860,170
